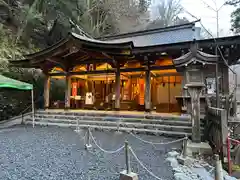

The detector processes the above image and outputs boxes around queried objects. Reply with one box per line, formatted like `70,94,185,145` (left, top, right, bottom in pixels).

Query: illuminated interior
49,58,183,112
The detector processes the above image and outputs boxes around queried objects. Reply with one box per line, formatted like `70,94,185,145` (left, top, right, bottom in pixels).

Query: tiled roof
173,49,217,67
100,22,201,47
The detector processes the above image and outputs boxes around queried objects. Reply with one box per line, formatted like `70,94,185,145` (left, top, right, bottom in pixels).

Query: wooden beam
49,65,176,76
154,72,181,77
81,46,132,56
70,69,115,75
150,65,176,70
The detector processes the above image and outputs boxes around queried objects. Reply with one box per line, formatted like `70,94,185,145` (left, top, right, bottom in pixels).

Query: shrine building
9,22,240,114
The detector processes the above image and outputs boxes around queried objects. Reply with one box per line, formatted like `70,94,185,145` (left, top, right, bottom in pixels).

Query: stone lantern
173,44,217,143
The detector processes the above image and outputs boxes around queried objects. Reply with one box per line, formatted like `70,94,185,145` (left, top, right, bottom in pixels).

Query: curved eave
17,32,134,61
9,59,32,68
9,58,46,68
70,32,134,50
25,37,70,59
173,50,217,67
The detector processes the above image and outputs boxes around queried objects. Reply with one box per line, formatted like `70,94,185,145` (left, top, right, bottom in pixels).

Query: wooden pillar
144,65,151,112
65,74,71,109
115,63,121,110
126,78,132,100
222,65,229,94
91,80,95,94
186,83,204,143
44,75,50,109
129,76,132,100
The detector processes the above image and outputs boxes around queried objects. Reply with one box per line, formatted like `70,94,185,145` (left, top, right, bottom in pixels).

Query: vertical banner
139,78,145,105
72,82,78,96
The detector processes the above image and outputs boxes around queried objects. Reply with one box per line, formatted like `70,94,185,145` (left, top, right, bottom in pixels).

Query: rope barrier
130,132,186,145
129,146,163,180
89,130,125,154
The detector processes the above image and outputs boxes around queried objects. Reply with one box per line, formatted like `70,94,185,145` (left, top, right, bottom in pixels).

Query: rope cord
81,131,87,142
74,129,87,142
89,130,125,154
208,167,215,174
130,132,186,145
129,147,163,180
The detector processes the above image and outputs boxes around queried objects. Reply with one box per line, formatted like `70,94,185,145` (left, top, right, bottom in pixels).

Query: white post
31,89,35,128
214,154,224,180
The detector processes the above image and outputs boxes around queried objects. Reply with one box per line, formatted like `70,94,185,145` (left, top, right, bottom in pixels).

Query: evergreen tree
227,0,240,33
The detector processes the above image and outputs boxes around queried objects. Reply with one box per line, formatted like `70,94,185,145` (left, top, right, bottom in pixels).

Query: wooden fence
205,105,228,159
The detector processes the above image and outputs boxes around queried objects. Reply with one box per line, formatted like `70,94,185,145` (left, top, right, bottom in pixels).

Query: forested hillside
0,0,189,120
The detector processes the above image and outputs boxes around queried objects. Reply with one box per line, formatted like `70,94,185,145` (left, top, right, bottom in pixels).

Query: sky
150,0,236,37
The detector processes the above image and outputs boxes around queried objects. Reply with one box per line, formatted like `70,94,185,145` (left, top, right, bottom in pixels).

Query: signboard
206,78,215,94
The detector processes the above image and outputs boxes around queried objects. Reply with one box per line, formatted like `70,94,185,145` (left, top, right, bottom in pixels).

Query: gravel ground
0,125,182,180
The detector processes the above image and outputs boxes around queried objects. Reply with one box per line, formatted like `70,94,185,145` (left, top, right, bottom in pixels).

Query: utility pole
200,0,226,108
216,10,219,38
200,0,225,37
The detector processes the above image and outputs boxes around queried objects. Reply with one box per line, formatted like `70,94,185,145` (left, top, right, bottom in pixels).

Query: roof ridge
100,20,200,40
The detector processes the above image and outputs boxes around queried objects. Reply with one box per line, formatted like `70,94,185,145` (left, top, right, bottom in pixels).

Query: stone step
25,120,192,137
36,110,191,121
26,118,198,133
34,114,193,126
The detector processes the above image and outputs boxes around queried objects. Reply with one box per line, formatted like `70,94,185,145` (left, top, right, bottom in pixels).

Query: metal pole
214,154,224,180
182,135,188,158
216,10,219,38
216,9,220,109
234,73,237,116
85,127,92,150
31,89,35,128
125,141,131,174
87,127,90,146
215,47,220,108
77,118,80,132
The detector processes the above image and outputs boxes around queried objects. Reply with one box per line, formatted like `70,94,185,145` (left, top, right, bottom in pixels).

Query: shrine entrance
48,59,184,113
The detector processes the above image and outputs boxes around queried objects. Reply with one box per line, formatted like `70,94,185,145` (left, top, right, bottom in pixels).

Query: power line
200,0,216,11
197,0,227,37
184,8,238,115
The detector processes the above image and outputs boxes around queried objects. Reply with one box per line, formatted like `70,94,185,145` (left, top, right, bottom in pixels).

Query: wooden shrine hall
9,22,240,114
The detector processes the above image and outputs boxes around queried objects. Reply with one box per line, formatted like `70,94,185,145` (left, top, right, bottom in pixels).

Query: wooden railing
205,99,228,160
